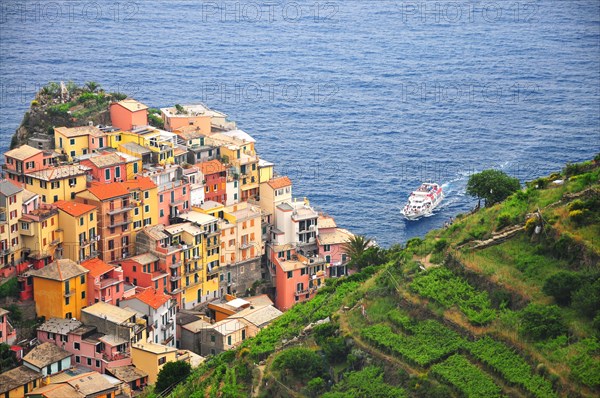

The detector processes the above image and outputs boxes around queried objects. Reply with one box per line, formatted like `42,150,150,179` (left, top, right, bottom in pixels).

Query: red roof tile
87,182,130,200
55,200,97,217
81,258,115,278
267,176,292,190
123,288,170,310
121,176,156,191
198,159,227,175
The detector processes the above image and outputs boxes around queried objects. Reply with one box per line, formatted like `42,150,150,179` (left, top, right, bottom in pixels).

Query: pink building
316,215,352,278
81,258,126,306
272,247,327,311
0,307,16,344
157,180,191,225
110,99,148,131
80,153,128,183
3,145,58,186
37,318,133,374
119,253,169,293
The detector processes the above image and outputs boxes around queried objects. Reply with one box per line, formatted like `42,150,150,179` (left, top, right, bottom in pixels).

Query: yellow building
0,180,24,268
258,159,274,183
19,205,62,266
54,126,104,161
207,130,260,201
122,177,159,241
171,211,221,308
28,259,88,319
23,165,89,204
54,201,98,263
0,365,44,398
130,342,178,385
113,128,177,165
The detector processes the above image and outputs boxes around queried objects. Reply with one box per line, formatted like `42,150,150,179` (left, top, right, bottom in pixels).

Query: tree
0,343,18,373
466,169,521,206
84,81,100,93
572,279,600,319
273,347,324,381
519,304,565,341
343,235,373,270
543,271,583,306
154,360,192,394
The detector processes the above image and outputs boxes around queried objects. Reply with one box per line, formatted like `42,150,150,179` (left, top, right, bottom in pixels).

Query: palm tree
342,235,372,261
85,81,100,93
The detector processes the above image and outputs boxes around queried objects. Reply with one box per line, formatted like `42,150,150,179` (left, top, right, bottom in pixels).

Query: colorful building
81,257,126,306
23,342,72,377
75,183,133,262
54,200,98,263
130,342,201,385
161,103,227,133
207,130,259,201
28,259,89,319
0,180,24,270
120,288,176,346
79,152,128,183
121,176,159,240
3,145,58,186
0,365,43,397
174,211,221,308
110,98,149,131
81,301,147,345
26,370,118,397
22,164,89,204
0,307,17,344
19,204,62,268
54,126,105,161
36,318,133,374
317,215,352,278
259,175,292,225
198,159,227,204
119,253,168,293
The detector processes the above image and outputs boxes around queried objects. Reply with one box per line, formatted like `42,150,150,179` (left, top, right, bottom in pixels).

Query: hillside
9,82,129,149
146,158,599,398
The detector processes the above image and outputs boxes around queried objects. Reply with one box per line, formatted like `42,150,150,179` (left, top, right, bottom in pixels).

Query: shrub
155,360,191,394
571,279,600,319
273,347,325,381
305,377,326,397
542,271,583,305
568,199,586,212
519,304,565,341
525,216,538,235
0,278,19,299
321,336,349,363
496,213,512,230
433,239,448,253
569,209,590,226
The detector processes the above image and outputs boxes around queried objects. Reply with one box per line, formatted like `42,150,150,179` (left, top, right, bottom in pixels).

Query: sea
0,0,598,247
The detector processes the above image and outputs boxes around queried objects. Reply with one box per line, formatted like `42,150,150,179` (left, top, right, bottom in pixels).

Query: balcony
108,219,132,228
107,205,134,216
186,279,202,288
169,261,182,269
170,274,182,282
161,335,174,345
65,289,76,297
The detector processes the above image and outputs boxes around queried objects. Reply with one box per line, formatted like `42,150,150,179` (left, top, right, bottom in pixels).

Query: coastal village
0,97,355,397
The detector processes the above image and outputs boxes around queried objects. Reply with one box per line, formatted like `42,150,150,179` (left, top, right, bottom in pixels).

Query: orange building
3,145,57,186
110,99,148,131
198,160,228,204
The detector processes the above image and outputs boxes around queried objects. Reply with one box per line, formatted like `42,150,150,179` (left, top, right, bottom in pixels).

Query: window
21,222,29,230
68,177,77,186
144,205,149,212
105,169,111,180
70,138,75,145
75,355,80,363
53,195,58,202
159,194,163,203
210,334,216,342
158,357,166,365
323,244,331,252
80,275,85,284
287,271,293,279
96,359,100,368
74,342,80,350
159,209,164,217
183,186,187,195
90,213,94,221
144,191,149,199
79,217,84,226
87,358,92,366
65,296,70,305
51,181,60,189
115,167,121,178
133,162,138,173
81,291,86,299
227,335,232,345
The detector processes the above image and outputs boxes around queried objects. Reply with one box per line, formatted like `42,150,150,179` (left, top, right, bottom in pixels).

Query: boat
400,182,444,220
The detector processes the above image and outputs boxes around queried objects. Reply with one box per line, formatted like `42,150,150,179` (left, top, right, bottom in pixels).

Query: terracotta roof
318,215,337,229
65,371,116,396
55,200,97,217
23,342,71,369
267,176,292,190
81,258,115,278
55,125,103,138
198,159,227,175
86,182,130,200
28,259,88,281
26,165,89,181
122,176,156,191
122,288,171,310
174,125,205,140
317,228,354,245
4,144,42,160
128,252,159,265
0,366,42,394
27,383,82,398
113,98,149,112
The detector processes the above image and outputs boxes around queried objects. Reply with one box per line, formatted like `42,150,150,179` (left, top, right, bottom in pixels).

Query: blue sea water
0,0,598,246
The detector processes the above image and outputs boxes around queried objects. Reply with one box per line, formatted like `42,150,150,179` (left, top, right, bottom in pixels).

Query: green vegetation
431,354,502,398
0,277,19,299
410,267,496,325
519,304,566,341
273,347,325,382
468,337,557,397
466,169,521,206
322,366,406,398
155,361,192,395
0,344,18,373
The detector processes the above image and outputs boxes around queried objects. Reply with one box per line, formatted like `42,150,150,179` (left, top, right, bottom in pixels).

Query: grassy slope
145,158,599,398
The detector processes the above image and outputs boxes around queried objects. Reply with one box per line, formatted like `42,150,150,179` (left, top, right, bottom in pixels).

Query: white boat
400,182,444,220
